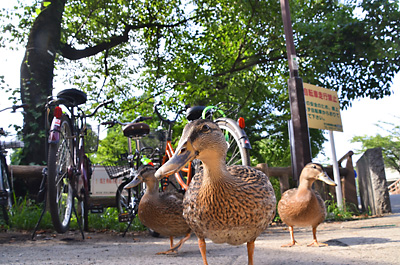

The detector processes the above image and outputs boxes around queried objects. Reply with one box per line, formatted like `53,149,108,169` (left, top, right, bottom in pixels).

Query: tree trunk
20,0,67,165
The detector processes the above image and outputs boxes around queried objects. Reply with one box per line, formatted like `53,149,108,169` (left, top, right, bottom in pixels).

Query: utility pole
280,0,312,182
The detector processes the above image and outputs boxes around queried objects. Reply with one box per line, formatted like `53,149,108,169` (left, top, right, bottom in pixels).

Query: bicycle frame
48,106,89,198
162,140,192,190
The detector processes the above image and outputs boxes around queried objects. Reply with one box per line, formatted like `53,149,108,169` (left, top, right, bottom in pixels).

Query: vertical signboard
303,83,343,132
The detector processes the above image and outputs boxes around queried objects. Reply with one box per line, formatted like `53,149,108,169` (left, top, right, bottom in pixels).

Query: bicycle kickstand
122,208,137,238
71,197,85,240
31,168,48,240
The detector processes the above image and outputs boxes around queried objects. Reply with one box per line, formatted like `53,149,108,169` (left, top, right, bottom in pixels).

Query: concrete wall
356,148,391,215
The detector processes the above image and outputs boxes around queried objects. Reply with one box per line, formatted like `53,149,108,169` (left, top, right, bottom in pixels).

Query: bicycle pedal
118,213,133,223
90,204,104,214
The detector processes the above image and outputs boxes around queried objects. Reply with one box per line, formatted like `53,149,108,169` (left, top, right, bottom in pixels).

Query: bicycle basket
103,162,130,179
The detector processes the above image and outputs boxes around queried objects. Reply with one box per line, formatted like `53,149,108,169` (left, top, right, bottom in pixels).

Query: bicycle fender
48,117,61,144
215,117,252,149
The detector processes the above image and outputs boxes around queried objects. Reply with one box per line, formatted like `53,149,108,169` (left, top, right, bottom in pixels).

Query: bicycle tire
116,179,136,215
216,119,251,166
47,115,74,233
0,155,12,225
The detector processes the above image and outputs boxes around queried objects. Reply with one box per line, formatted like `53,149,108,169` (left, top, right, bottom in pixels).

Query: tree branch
59,16,195,60
213,53,285,78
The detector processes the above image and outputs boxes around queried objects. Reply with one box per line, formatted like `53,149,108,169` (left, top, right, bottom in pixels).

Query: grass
325,194,364,221
1,196,146,233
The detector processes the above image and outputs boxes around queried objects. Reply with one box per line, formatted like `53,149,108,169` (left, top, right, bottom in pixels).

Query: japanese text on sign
303,83,343,132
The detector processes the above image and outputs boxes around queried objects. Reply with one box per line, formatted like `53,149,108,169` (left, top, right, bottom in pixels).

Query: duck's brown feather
139,191,190,237
183,165,276,245
278,187,326,228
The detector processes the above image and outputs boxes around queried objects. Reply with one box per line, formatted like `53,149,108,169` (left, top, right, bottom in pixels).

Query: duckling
155,119,276,265
277,162,336,247
125,164,191,255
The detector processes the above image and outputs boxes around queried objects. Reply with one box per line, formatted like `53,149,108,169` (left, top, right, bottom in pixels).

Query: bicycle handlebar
0,104,27,113
85,99,114,118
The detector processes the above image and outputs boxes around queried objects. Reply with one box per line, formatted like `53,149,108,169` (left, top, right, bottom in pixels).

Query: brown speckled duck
277,162,336,247
155,119,276,265
125,165,191,254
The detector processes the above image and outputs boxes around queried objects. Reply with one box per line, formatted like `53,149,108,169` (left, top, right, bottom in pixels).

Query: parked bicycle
0,104,25,225
45,89,112,233
101,115,162,221
153,101,251,191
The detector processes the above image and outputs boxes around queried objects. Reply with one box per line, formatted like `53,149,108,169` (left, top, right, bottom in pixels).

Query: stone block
356,148,391,215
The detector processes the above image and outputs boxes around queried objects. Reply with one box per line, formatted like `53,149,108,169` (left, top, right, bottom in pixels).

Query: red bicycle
45,89,112,233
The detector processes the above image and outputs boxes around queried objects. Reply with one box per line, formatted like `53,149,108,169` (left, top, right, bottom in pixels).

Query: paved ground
1,194,399,265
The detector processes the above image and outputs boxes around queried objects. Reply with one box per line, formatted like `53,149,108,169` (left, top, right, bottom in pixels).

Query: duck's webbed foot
307,240,328,247
281,240,300,247
156,249,178,255
156,233,191,255
307,227,327,247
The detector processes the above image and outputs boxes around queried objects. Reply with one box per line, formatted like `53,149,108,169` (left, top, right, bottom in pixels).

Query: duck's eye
312,165,317,169
201,124,210,132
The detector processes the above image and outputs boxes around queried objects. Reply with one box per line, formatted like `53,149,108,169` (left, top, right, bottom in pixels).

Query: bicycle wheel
47,115,74,233
116,180,136,215
0,155,12,224
216,119,251,166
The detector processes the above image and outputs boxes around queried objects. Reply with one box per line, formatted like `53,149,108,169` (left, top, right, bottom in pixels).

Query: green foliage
10,197,53,230
269,177,281,206
351,118,400,174
86,207,146,232
85,124,100,154
1,0,399,167
325,194,360,221
90,125,129,165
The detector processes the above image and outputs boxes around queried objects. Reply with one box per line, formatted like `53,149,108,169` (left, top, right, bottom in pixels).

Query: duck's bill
155,142,196,179
317,173,337,186
124,175,142,189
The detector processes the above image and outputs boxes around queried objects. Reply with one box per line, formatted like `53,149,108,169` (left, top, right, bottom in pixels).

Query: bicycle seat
123,122,150,138
57,89,87,107
186,106,212,121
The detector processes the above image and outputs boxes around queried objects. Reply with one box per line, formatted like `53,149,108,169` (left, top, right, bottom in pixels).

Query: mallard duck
125,164,191,255
155,119,276,265
277,162,336,247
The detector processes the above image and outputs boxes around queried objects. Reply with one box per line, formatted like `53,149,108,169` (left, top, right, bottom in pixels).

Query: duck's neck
145,178,159,194
297,179,314,194
200,156,231,185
